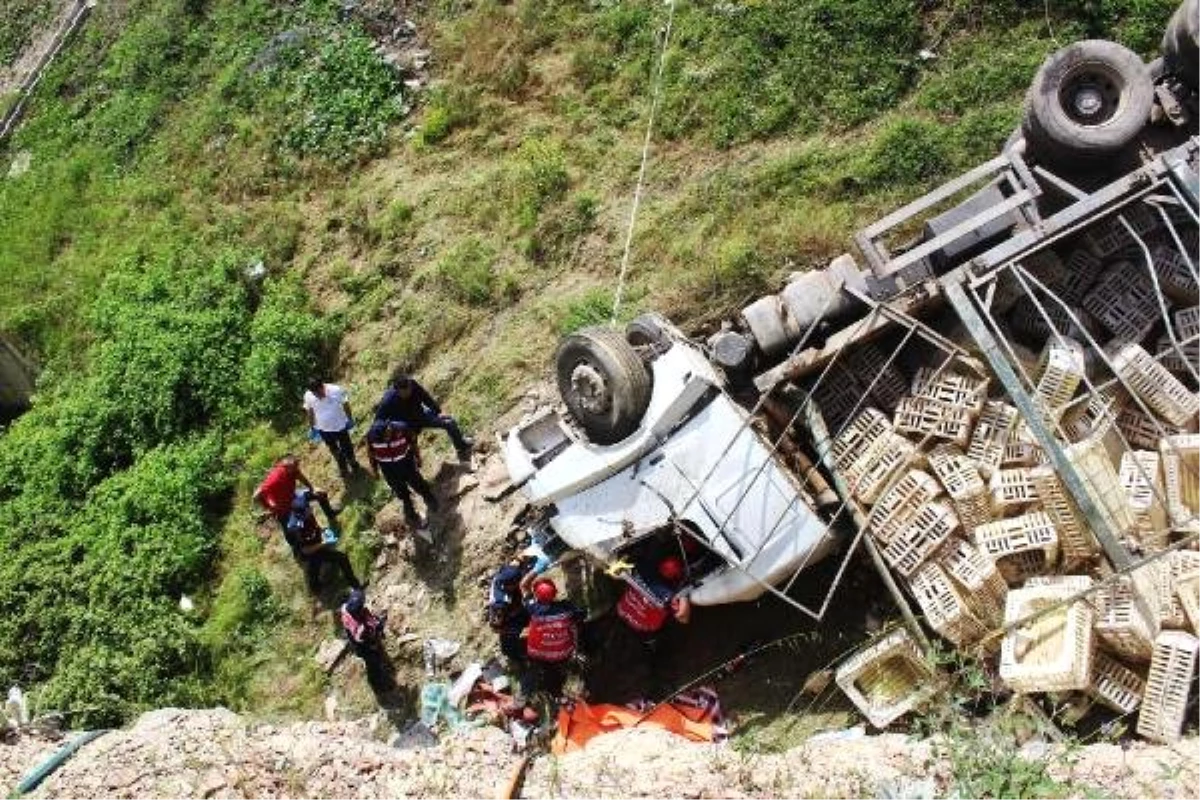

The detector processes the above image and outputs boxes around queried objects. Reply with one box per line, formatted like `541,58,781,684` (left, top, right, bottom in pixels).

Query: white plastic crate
1083,216,1135,258
1136,630,1199,743
1117,403,1186,451
1088,651,1146,714
1119,451,1169,552
812,365,866,431
1029,466,1097,569
893,396,977,447
868,469,944,546
1157,306,1200,375
1065,434,1136,536
881,500,960,577
1008,300,1087,344
1033,337,1086,426
973,512,1060,584
1001,436,1047,468
967,401,1018,477
939,536,1008,628
1176,571,1199,636
1160,434,1200,531
833,407,892,469
836,628,939,729
1165,551,1200,631
911,367,988,413
909,560,987,648
1062,388,1125,444
990,468,1039,512
1083,262,1160,343
1000,577,1095,693
852,433,924,505
1095,572,1160,663
1106,341,1200,428
927,445,994,533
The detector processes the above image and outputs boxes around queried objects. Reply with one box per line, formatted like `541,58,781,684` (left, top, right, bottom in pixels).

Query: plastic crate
881,500,960,577
1157,306,1199,375
1082,263,1160,343
1176,571,1199,636
911,368,988,414
833,407,892,471
852,433,924,505
868,469,944,546
1029,466,1097,569
843,343,909,414
939,536,1008,627
893,396,977,447
990,468,1039,512
1062,388,1125,444
1136,630,1199,743
973,512,1060,584
1058,248,1102,304
999,578,1095,693
909,560,987,648
1106,341,1200,428
1117,403,1186,451
1165,551,1200,631
1033,337,1086,426
1001,437,1047,469
835,628,939,729
1160,434,1200,531
927,446,994,533
1095,572,1160,663
1119,451,1169,552
1151,242,1199,304
1083,216,1135,258
1088,651,1146,714
1065,434,1136,536
1008,300,1088,344
812,365,866,432
968,401,1019,477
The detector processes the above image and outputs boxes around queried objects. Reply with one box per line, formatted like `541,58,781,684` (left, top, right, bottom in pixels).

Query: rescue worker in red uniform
366,419,439,528
522,577,585,700
617,556,692,639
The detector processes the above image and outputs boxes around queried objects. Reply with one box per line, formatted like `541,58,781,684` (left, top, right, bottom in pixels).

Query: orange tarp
551,699,717,754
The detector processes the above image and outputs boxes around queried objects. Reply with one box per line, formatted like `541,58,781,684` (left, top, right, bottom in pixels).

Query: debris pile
825,206,1199,741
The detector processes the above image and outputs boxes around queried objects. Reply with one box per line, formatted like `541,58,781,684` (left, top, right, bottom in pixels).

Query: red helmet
658,556,684,583
533,578,557,603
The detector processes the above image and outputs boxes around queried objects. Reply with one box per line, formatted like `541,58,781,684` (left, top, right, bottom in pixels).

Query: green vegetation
0,0,1181,726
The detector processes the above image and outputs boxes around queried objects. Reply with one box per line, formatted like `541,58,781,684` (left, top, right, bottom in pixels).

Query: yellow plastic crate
1000,578,1095,693
835,628,939,729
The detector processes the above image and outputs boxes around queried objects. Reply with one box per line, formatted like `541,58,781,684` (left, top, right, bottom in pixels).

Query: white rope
611,0,678,323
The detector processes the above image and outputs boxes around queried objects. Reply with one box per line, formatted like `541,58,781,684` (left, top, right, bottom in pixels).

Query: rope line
611,0,678,323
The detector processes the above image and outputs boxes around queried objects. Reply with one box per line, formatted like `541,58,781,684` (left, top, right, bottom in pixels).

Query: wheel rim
569,362,612,415
1059,66,1123,126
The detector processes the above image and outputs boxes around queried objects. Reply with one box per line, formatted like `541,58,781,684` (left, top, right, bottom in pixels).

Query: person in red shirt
252,455,337,554
521,577,585,701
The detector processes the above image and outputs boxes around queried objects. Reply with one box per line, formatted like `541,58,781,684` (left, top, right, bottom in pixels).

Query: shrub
430,238,499,305
418,85,481,145
513,137,569,228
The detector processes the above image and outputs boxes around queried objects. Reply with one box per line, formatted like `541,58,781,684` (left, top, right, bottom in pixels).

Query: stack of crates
1029,466,1096,569
990,468,1040,513
1136,631,1199,742
835,628,940,729
1094,572,1159,663
880,501,960,577
1000,576,1095,693
1065,435,1136,537
973,512,1060,584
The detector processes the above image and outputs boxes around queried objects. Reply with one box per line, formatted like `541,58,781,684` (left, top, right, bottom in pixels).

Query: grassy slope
0,0,1179,723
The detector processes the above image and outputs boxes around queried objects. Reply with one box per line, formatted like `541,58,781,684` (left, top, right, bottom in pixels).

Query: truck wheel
1162,0,1199,90
1021,40,1153,166
556,326,652,444
626,313,672,353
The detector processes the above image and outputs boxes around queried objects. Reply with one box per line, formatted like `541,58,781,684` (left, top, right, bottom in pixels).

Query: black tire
555,326,652,444
1021,40,1154,166
625,313,672,351
1162,0,1199,89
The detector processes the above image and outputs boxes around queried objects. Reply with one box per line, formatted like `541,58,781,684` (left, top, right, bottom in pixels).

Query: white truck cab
502,315,835,606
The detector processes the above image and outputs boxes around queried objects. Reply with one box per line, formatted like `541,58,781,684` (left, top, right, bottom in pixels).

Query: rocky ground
3,707,1197,799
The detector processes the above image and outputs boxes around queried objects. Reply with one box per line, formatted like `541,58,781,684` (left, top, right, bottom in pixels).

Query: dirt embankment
4,707,1197,799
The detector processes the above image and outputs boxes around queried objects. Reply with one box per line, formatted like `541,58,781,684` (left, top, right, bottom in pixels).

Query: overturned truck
502,1,1200,740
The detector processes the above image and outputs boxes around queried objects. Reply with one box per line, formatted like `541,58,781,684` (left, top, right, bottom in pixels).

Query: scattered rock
314,639,349,673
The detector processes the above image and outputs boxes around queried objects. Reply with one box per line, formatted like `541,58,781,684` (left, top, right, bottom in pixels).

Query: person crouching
522,577,584,701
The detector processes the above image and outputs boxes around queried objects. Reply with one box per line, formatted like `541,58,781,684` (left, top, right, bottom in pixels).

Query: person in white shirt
303,379,361,475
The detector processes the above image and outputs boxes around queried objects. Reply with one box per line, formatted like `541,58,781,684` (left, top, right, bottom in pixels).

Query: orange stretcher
551,697,719,754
